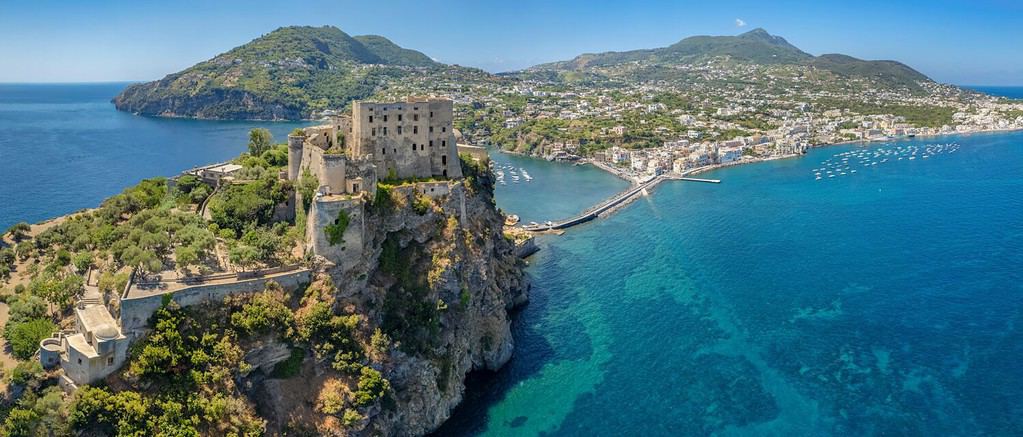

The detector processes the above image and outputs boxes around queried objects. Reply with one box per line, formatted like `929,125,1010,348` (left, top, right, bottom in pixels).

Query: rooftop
76,305,122,337
65,333,99,359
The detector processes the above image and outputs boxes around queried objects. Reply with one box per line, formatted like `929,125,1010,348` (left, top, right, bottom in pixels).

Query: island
0,98,527,435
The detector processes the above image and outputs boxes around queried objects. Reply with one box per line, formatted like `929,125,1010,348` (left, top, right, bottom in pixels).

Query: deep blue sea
964,85,1023,99
442,132,1023,435
2,84,1023,435
0,83,307,230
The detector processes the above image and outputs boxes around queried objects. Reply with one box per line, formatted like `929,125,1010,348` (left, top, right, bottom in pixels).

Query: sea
964,85,1023,100
441,132,1023,435
2,83,1023,435
0,83,308,230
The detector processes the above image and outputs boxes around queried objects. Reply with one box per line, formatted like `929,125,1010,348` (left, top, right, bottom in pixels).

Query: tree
2,408,40,436
6,318,55,359
6,222,31,242
72,252,93,272
229,245,259,271
174,245,200,274
248,128,273,156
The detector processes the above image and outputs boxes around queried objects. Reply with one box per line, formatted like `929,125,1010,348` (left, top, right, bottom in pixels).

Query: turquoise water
4,84,1023,435
441,132,1023,435
0,83,308,229
964,85,1023,99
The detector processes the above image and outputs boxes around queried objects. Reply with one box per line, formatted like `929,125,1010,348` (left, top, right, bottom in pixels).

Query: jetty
520,172,720,232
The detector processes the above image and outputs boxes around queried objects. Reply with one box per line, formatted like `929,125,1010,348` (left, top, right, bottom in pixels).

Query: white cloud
735,18,747,27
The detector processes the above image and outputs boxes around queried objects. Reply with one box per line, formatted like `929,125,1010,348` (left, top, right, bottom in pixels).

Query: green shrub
412,193,431,215
353,366,390,407
270,347,305,379
324,209,350,246
230,291,293,334
7,318,55,359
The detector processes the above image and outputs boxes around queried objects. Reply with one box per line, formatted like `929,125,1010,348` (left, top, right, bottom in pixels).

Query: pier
523,165,724,232
676,177,720,183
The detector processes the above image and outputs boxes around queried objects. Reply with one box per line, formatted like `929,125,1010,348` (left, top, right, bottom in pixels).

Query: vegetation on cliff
112,26,448,120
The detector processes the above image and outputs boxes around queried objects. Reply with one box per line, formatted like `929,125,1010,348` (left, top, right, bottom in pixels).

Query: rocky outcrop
257,167,527,435
353,180,526,435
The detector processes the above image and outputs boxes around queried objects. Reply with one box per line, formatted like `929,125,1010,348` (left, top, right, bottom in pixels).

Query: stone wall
306,196,365,272
119,269,311,336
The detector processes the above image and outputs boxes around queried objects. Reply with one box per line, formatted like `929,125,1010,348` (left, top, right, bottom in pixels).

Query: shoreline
501,126,1023,233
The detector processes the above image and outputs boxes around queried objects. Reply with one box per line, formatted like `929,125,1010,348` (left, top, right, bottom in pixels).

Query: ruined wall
119,269,311,336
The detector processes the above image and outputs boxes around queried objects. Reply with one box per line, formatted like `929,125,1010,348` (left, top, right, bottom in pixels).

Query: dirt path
0,302,19,372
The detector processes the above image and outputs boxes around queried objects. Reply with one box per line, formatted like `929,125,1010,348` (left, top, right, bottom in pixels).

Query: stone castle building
287,97,463,266
350,98,462,180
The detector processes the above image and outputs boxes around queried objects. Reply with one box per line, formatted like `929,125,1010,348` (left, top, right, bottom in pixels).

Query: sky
0,0,1021,85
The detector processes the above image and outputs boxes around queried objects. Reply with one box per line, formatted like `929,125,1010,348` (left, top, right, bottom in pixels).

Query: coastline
498,126,1023,233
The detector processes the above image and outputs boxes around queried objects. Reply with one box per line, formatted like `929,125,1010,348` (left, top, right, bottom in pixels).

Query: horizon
1,0,1021,85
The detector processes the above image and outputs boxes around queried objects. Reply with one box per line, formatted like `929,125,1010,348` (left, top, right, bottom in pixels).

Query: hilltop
525,28,931,90
113,26,451,119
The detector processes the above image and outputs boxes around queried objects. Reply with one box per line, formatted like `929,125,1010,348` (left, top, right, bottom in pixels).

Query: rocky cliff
257,164,528,435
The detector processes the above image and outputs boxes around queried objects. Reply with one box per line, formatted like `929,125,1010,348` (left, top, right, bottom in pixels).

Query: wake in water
812,143,961,180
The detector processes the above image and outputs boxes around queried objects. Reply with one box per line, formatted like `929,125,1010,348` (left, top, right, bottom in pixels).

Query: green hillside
113,26,444,120
531,28,931,90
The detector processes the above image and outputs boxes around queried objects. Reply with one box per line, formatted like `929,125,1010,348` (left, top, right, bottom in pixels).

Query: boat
505,214,520,226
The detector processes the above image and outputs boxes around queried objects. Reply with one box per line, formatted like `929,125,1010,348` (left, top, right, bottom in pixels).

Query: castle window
414,114,419,121
442,140,447,147
442,127,446,132
371,128,376,136
430,126,434,133
442,155,447,165
393,148,397,154
383,127,387,135
383,115,388,122
107,357,114,366
429,140,433,147
414,107,418,110
78,358,82,365
369,116,373,123
397,126,402,135
398,114,402,121
412,143,416,152
353,183,360,192
382,148,386,155
421,144,424,151
430,111,434,117
413,126,418,134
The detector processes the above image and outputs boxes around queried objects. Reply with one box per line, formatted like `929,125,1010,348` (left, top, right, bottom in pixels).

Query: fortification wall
457,144,489,162
307,197,365,272
119,269,311,336
287,135,305,180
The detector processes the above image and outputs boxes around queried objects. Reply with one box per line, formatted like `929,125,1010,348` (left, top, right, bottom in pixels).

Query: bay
443,131,1023,435
0,82,308,229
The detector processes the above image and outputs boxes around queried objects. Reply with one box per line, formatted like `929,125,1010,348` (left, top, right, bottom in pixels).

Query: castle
41,97,464,389
287,97,463,266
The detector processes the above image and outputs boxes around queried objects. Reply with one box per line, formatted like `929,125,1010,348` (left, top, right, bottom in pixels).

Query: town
363,56,1023,182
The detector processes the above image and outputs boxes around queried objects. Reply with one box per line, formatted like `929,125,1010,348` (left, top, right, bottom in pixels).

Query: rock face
354,178,526,435
259,167,527,435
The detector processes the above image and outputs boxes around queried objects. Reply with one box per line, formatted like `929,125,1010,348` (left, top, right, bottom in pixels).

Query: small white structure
57,303,129,389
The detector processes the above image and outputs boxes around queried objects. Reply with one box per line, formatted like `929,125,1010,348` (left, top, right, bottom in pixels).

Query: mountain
529,28,931,89
113,26,446,120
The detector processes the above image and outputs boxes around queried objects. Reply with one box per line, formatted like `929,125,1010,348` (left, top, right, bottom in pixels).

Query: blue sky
0,0,1020,84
